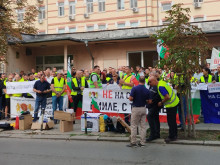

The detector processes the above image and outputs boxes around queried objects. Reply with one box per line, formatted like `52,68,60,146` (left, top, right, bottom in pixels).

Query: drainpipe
84,40,94,68
145,0,147,27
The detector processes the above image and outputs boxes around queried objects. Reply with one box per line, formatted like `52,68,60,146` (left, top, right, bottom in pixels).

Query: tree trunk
180,90,187,138
186,89,191,137
189,84,196,138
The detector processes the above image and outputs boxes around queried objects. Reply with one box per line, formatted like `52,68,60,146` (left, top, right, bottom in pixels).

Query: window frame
117,0,125,10
86,0,93,14
17,9,25,22
58,28,65,34
58,2,65,17
194,17,204,22
98,24,106,30
86,25,94,31
161,3,172,11
130,0,138,8
194,0,203,2
117,23,126,29
69,1,76,15
98,0,105,12
69,27,76,33
39,6,45,20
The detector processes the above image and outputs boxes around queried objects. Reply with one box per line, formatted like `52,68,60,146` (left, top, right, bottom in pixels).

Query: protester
45,68,53,83
127,77,150,147
51,70,66,123
71,70,88,114
199,67,214,83
108,73,120,85
213,64,220,83
89,65,102,89
12,74,24,97
149,76,179,143
33,74,51,122
147,73,161,142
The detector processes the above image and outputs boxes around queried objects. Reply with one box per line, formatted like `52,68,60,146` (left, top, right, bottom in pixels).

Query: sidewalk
0,119,220,146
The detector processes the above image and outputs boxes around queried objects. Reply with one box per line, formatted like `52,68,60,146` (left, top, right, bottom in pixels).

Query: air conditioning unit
38,0,43,2
38,19,43,24
194,2,201,8
84,13,89,18
16,0,22,4
69,15,75,20
132,7,139,13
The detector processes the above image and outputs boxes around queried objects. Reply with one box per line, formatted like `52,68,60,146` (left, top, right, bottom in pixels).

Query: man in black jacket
147,73,162,141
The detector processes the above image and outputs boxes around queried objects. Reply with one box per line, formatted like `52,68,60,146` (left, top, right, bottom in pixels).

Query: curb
0,134,220,146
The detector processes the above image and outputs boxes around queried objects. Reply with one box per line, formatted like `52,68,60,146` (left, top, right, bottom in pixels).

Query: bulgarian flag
67,57,73,105
157,39,169,59
92,98,100,113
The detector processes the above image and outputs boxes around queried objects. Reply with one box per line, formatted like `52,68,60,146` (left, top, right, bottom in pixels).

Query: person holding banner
199,67,214,83
3,74,13,120
71,70,88,114
12,74,24,97
149,76,179,143
33,74,51,122
89,65,102,89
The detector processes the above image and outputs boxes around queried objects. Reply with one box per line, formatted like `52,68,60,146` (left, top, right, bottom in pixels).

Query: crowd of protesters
0,63,218,146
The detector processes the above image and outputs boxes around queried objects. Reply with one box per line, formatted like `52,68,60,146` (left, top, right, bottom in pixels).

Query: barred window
98,0,105,12
58,2,64,16
117,0,124,10
87,0,93,13
69,2,76,15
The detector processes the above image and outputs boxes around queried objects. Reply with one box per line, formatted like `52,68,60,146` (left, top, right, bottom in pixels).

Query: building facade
6,21,220,73
16,0,220,34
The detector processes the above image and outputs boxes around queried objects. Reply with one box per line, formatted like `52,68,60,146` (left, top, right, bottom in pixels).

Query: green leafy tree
0,0,38,62
152,4,210,137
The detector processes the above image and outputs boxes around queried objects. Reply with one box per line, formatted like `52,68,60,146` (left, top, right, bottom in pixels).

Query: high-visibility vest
71,77,86,96
157,81,179,108
122,74,133,89
191,77,198,83
106,77,111,82
63,79,67,95
89,72,102,89
200,75,212,83
52,77,65,96
145,76,149,84
12,79,24,97
4,80,10,99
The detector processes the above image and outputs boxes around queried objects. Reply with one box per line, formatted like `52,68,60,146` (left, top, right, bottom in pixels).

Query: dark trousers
147,107,160,138
166,106,178,139
72,94,82,113
34,96,47,121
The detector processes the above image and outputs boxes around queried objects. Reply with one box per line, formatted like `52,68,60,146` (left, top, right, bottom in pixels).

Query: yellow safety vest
89,72,102,89
4,80,10,99
63,79,67,95
200,75,212,83
122,74,133,89
12,79,24,97
52,77,65,96
71,77,86,96
157,81,179,108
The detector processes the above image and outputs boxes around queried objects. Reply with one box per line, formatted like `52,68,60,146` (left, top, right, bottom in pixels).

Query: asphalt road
0,138,219,165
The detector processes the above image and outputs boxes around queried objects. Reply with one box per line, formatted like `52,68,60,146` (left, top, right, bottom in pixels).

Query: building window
58,2,64,16
194,0,203,2
117,0,124,10
130,0,137,8
162,20,170,25
130,21,138,27
58,28,65,33
17,9,24,22
98,24,106,30
86,25,94,31
69,27,76,33
162,3,171,11
86,0,93,13
98,0,105,12
39,6,45,20
117,23,125,29
38,31,46,35
69,1,76,15
194,17,204,22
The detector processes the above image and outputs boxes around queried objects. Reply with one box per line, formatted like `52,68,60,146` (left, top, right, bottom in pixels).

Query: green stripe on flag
92,98,100,111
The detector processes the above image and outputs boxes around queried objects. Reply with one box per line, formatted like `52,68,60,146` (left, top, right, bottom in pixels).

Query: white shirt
46,76,53,84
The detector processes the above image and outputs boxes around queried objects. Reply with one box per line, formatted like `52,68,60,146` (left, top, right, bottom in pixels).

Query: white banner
6,81,36,94
210,48,220,69
83,88,132,113
208,82,220,93
10,97,68,118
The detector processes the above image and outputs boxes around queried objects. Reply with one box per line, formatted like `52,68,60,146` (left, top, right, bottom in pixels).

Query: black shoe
126,143,138,148
177,124,182,128
138,143,146,147
164,137,177,143
146,137,157,142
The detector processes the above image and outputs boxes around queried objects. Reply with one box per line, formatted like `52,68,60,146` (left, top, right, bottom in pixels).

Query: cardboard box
31,121,54,130
19,115,32,130
81,113,101,132
54,111,75,121
60,120,73,132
